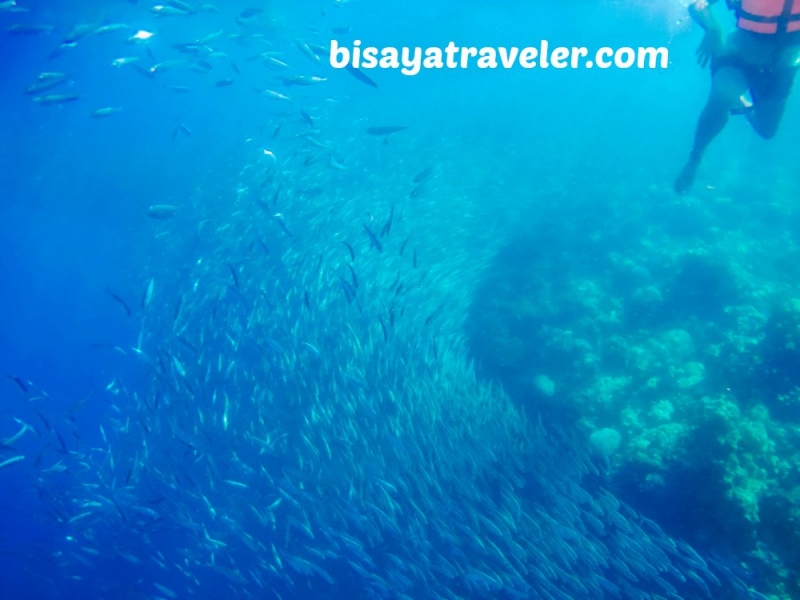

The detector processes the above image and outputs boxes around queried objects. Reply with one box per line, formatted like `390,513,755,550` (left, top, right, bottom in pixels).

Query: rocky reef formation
466,192,800,599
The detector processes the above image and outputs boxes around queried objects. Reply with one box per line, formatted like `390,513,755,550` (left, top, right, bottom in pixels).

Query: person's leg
747,96,787,139
674,66,749,194
747,68,796,139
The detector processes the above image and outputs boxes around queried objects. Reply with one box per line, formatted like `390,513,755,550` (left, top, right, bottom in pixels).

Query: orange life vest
737,0,800,33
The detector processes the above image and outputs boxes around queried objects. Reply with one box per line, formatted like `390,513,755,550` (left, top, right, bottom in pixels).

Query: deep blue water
1,1,799,599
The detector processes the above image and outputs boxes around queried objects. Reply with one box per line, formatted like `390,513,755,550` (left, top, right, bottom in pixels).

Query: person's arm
691,0,725,68
690,0,723,33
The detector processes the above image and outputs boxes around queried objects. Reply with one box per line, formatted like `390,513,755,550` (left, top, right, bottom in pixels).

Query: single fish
151,5,191,16
63,22,98,44
399,234,411,256
295,39,321,64
380,204,394,237
127,29,154,42
47,42,77,61
366,125,408,136
91,107,122,118
34,410,51,433
150,58,187,73
7,23,54,34
24,76,68,95
130,64,156,79
153,583,177,599
198,29,223,44
4,375,28,393
341,241,355,261
281,75,327,86
192,59,213,72
106,289,132,316
338,276,357,304
172,41,202,53
2,422,31,446
414,166,436,184
171,355,186,378
173,122,192,137
36,71,67,80
260,89,291,101
167,0,195,12
299,110,314,127
345,64,377,88
142,278,155,308
147,204,179,219
54,430,67,453
94,23,129,35
329,156,347,171
263,56,289,69
33,93,80,105
111,56,140,67
227,263,239,288
307,43,330,58
0,455,25,469
362,224,383,252
272,213,294,238
424,301,446,326
347,263,358,289
224,480,249,489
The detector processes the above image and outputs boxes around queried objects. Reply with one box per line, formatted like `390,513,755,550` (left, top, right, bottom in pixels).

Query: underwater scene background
2,1,800,599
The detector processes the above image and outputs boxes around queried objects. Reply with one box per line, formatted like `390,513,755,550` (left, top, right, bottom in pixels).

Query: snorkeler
674,0,800,194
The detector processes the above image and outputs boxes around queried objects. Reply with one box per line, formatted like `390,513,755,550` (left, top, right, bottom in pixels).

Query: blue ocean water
1,1,799,599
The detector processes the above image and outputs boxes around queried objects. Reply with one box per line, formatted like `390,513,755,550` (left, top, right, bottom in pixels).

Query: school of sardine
1,1,768,599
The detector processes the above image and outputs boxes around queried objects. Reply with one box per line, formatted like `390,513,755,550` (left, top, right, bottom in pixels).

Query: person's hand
696,29,722,68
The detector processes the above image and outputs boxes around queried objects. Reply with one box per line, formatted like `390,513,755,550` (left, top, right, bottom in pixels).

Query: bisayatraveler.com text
330,40,670,75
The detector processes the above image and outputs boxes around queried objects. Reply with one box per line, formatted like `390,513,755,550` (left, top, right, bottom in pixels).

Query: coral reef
467,188,800,598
